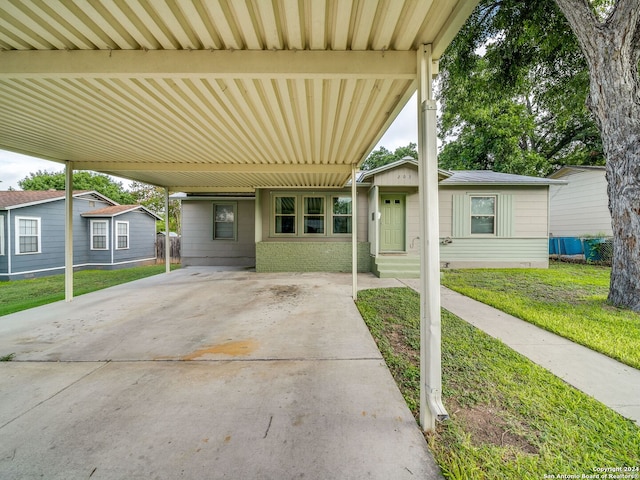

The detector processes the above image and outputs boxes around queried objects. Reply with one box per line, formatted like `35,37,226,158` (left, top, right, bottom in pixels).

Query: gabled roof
358,161,565,187
81,204,161,220
358,157,452,182
439,170,567,186
0,1,479,193
548,165,606,179
0,190,116,209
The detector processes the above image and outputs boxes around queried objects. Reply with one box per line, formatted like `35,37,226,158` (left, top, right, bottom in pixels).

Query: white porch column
352,166,358,300
64,162,73,302
165,188,170,274
417,44,448,431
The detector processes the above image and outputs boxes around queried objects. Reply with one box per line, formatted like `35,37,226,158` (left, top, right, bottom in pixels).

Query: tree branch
553,0,600,62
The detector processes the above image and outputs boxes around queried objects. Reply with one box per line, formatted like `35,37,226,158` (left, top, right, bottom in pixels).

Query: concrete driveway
0,268,441,479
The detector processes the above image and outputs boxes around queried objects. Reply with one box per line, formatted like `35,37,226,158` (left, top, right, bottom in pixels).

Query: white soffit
0,0,478,192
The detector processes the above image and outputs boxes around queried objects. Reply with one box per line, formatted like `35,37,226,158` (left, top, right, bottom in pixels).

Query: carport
0,0,479,431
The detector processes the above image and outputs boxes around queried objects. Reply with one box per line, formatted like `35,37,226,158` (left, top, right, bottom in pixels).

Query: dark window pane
471,216,495,234
332,197,352,215
304,216,324,234
304,197,324,215
333,216,352,234
275,197,295,215
276,216,295,234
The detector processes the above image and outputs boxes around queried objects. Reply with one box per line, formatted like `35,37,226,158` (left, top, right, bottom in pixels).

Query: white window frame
90,219,109,250
302,196,326,235
0,214,5,256
331,196,353,235
15,216,41,255
273,195,297,236
115,221,129,250
470,195,497,236
212,202,237,241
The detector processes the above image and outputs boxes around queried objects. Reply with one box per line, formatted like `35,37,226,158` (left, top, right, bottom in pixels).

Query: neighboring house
0,190,160,280
548,166,612,237
180,159,565,277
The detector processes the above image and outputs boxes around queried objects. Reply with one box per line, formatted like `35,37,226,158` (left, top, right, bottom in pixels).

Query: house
180,159,565,277
548,166,612,237
0,190,160,280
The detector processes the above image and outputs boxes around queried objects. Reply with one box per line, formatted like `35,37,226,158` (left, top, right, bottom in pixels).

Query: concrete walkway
0,269,442,480
400,280,640,425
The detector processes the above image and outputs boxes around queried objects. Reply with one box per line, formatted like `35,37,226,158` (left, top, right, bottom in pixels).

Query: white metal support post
165,188,170,274
351,166,358,300
417,44,448,431
65,162,73,302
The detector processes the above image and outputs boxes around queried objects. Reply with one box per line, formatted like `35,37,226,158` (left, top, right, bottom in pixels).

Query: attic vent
89,201,95,207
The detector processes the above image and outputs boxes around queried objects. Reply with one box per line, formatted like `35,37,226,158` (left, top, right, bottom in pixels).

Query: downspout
417,44,448,431
65,162,73,302
352,167,358,301
165,188,170,274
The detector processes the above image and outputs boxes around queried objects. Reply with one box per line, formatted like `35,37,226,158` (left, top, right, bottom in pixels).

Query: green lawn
356,287,640,479
440,261,640,370
0,265,178,316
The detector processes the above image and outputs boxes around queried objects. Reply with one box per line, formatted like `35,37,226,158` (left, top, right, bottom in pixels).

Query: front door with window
380,195,405,251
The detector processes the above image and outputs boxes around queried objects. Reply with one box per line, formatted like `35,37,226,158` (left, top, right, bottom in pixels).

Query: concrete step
373,256,420,279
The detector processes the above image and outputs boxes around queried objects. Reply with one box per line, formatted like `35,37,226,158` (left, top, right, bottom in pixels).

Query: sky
0,93,418,191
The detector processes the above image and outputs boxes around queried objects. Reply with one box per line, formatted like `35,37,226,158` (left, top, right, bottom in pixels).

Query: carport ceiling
0,0,478,193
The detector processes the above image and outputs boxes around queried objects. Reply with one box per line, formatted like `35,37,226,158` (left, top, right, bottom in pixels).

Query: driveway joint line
0,361,109,431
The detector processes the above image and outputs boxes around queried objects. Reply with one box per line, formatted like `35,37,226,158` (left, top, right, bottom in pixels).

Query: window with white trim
16,216,41,254
470,196,496,234
213,203,237,240
332,197,352,234
116,221,129,249
0,215,5,255
91,220,109,250
274,196,296,234
303,197,325,234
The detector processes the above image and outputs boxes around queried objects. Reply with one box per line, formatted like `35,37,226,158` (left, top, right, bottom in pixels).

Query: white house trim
14,216,41,255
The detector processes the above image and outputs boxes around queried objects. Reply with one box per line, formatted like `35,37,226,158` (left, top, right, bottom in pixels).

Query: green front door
380,195,405,251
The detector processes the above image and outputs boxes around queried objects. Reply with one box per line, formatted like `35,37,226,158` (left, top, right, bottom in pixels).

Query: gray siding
549,170,611,237
0,213,7,273
1,196,157,280
182,199,256,267
112,211,157,263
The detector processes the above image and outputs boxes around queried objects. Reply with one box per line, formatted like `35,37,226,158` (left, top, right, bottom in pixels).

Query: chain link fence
549,237,613,266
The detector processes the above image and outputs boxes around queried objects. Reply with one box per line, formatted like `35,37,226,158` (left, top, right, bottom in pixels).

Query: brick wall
256,242,371,273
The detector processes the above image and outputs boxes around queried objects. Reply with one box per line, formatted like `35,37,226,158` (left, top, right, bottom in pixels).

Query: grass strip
356,287,640,479
0,265,178,316
440,261,640,370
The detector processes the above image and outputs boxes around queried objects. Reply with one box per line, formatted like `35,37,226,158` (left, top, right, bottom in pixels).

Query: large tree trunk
554,0,640,310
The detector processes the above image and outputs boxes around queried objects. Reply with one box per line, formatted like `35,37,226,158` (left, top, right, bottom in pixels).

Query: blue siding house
0,190,159,280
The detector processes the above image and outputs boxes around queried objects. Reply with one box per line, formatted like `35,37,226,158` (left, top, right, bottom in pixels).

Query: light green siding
497,195,514,237
440,238,549,268
256,242,371,272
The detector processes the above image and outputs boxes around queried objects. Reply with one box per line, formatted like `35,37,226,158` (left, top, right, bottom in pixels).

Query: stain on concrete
181,340,258,360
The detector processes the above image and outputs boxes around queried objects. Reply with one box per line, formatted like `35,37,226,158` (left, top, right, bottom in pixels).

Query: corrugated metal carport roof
0,0,478,192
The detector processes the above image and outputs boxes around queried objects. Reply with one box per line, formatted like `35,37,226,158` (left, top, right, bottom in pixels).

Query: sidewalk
400,280,640,425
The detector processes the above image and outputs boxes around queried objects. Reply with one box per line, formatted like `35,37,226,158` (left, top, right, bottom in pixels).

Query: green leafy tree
362,143,418,170
19,170,135,205
438,0,604,175
129,182,181,234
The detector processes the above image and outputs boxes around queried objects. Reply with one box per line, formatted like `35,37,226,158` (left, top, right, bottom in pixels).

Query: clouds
0,151,63,190
374,93,418,151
